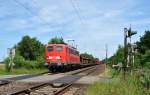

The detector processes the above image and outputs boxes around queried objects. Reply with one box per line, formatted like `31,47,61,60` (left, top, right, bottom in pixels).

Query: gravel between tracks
30,85,62,95
0,81,39,95
62,84,88,95
0,64,105,95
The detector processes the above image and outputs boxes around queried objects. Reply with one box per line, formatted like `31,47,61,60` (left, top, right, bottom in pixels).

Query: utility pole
104,44,108,76
123,28,128,79
105,44,108,64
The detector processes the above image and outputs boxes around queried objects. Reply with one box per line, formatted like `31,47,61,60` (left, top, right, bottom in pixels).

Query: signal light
127,27,137,37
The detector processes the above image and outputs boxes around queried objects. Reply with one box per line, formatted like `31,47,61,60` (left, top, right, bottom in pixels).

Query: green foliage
111,68,121,78
86,81,144,95
12,55,45,69
48,37,66,44
108,30,150,69
134,52,142,68
86,75,148,95
16,35,45,60
141,50,150,68
137,31,150,54
106,30,150,91
108,45,124,66
13,55,25,68
4,57,10,72
139,69,150,89
4,35,46,70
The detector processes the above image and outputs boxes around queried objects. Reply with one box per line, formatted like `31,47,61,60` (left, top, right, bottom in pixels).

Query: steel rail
0,71,49,86
9,65,98,95
52,66,97,95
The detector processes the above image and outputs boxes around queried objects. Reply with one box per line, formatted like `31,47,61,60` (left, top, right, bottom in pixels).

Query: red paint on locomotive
45,44,80,67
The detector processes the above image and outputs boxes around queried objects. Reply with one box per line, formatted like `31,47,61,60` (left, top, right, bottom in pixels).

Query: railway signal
127,27,137,37
123,27,137,79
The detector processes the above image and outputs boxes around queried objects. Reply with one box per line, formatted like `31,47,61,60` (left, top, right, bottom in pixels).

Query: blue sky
0,0,150,61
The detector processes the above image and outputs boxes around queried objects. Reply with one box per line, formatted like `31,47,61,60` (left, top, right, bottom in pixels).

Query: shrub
4,57,11,72
23,60,38,69
13,55,25,68
36,56,45,68
4,55,45,70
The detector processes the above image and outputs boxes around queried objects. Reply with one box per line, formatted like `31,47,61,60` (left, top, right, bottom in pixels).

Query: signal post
123,27,136,79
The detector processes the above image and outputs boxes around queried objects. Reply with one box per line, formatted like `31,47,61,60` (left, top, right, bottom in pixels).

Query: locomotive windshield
47,46,53,52
56,46,62,52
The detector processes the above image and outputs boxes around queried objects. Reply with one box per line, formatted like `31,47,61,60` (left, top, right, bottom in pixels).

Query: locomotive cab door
66,47,70,65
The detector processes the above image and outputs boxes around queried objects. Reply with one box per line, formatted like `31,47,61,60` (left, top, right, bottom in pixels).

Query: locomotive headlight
56,56,61,59
47,56,53,59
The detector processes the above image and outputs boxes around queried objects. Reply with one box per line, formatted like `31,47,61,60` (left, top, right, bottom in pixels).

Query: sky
0,0,150,61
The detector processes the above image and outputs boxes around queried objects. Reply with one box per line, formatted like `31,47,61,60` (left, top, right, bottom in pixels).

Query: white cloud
0,0,149,60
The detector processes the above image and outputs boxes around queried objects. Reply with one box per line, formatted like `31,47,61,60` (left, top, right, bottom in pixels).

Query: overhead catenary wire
13,0,63,38
33,0,64,38
32,0,64,37
13,0,44,23
69,0,85,25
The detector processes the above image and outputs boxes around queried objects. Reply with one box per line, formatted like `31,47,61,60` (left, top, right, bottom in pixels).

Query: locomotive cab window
56,46,63,52
47,46,53,52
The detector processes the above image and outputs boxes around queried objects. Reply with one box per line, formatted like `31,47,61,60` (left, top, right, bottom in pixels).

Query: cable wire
32,0,63,38
14,0,62,35
69,0,85,25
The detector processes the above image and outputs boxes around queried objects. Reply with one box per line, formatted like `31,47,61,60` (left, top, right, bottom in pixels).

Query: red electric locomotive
45,44,80,72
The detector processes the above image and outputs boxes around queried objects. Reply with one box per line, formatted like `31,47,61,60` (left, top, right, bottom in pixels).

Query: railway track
0,71,50,86
0,65,98,95
0,63,96,86
52,66,97,95
0,64,95,86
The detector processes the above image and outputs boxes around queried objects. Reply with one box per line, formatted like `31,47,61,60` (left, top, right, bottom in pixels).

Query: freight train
45,44,101,72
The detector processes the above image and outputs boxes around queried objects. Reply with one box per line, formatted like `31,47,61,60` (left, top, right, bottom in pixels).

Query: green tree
137,31,150,54
16,35,44,60
141,50,150,69
48,37,66,44
135,30,150,68
108,45,124,66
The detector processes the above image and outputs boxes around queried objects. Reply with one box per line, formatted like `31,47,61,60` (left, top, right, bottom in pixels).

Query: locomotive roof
47,44,77,50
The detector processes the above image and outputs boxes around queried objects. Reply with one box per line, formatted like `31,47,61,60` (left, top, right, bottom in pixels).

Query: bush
23,60,38,69
13,55,25,68
36,56,45,68
4,57,11,72
144,62,150,69
4,55,45,70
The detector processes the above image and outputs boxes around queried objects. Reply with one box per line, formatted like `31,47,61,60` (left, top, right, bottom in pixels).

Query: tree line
108,30,150,69
4,36,95,71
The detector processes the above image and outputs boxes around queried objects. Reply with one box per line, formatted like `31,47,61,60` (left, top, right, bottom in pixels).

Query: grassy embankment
0,64,47,75
85,67,149,95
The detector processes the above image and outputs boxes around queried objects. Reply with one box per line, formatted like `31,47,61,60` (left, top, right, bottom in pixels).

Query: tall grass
86,80,147,95
85,72,149,95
